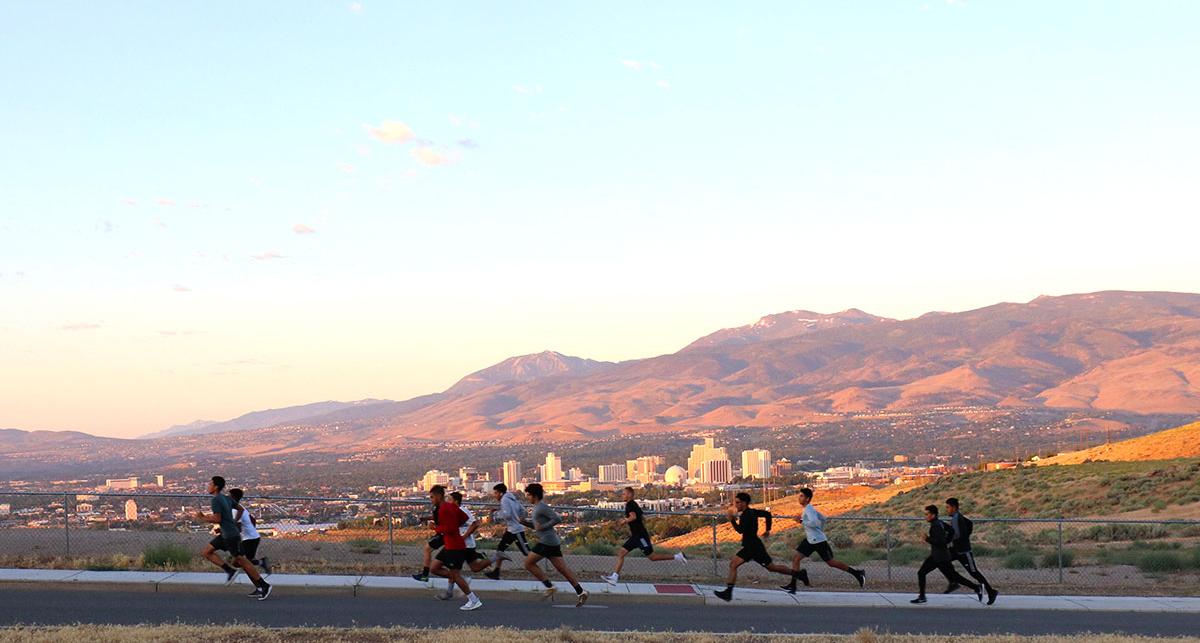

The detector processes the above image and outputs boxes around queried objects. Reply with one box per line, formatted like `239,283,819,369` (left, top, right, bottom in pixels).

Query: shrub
587,542,614,556
347,538,382,554
142,543,191,568
830,533,855,550
1003,551,1037,569
889,546,926,566
1041,550,1073,568
1137,552,1186,573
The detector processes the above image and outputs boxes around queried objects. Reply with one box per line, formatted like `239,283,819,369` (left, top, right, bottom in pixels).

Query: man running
484,482,529,580
437,492,494,600
229,488,272,576
412,494,444,583
911,504,981,604
193,476,271,600
780,488,865,593
943,497,998,605
427,485,483,611
713,492,795,602
519,483,589,607
602,486,686,585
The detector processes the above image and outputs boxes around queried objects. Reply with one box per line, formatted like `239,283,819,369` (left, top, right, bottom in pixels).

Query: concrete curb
2,569,1198,612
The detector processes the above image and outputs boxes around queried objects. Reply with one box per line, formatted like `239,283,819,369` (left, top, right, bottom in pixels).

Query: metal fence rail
2,490,1199,596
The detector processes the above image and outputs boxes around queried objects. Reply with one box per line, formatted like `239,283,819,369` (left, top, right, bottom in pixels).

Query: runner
484,482,529,580
426,485,482,611
943,497,999,605
229,488,271,576
911,504,981,604
437,492,494,600
780,488,865,593
519,483,589,607
192,476,271,600
713,492,795,602
412,494,444,583
602,486,686,585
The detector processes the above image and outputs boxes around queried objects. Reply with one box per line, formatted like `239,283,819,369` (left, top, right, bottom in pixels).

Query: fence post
387,500,395,566
63,493,71,558
885,518,892,582
1057,520,1064,584
711,517,719,581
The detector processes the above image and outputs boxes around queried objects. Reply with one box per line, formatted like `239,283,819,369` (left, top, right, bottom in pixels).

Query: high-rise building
626,456,662,483
154,474,165,487
124,499,138,521
502,460,522,489
687,438,728,480
597,464,625,483
567,467,584,481
421,469,450,490
772,458,794,477
701,458,733,485
105,477,138,490
543,452,563,483
741,449,772,479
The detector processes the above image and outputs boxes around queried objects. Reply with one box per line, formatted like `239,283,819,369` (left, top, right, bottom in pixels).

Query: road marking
552,604,610,609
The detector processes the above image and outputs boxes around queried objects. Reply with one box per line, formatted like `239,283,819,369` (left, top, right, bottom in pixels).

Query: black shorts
240,537,261,560
796,539,834,562
209,534,242,554
427,534,444,550
465,548,485,563
530,542,563,559
435,548,468,570
622,535,654,555
736,541,772,567
497,531,529,555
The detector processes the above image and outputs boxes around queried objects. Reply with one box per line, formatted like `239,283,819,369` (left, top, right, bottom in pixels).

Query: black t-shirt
732,507,771,545
626,500,649,539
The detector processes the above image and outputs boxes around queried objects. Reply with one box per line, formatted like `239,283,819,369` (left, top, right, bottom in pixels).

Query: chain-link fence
2,491,1199,596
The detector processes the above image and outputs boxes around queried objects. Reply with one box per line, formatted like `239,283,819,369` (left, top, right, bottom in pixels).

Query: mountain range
4,291,1200,459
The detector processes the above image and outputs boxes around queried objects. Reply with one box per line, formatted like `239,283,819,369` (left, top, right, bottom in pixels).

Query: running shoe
713,588,733,602
575,589,589,607
601,573,619,586
460,597,483,611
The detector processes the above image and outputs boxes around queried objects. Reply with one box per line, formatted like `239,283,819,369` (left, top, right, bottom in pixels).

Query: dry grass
0,626,1191,643
1038,420,1200,466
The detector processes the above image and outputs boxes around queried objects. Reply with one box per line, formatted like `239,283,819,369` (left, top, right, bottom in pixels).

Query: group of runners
194,476,999,611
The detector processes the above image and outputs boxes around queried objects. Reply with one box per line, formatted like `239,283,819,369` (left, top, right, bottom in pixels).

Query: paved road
2,586,1200,636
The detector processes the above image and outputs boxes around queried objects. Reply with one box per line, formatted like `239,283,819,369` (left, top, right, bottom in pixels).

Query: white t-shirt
459,506,477,549
801,504,826,544
237,505,260,540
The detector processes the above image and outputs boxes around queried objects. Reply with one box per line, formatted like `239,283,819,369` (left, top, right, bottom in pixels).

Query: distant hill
682,309,890,351
445,351,613,396
141,400,394,439
1038,420,1200,466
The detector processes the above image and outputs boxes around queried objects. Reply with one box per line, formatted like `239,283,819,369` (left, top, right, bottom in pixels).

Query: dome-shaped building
663,465,687,486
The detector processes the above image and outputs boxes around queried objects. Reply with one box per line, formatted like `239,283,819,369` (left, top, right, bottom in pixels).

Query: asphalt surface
2,586,1200,636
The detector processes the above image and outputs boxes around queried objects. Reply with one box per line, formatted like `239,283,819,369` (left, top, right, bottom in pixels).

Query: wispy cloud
158,329,202,337
457,139,479,149
448,114,463,126
622,59,643,71
172,284,192,292
122,198,137,206
251,251,286,261
96,219,115,233
412,146,456,167
365,120,415,144
60,323,101,331
656,79,671,90
350,1,363,13
293,223,317,234
512,84,543,95
337,161,356,174
157,198,175,206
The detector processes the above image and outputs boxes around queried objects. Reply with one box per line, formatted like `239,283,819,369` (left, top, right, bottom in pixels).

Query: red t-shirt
435,502,468,550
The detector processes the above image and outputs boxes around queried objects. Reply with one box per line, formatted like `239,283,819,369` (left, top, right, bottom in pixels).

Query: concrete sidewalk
1,568,1197,613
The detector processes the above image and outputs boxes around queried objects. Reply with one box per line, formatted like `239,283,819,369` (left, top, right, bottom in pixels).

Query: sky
2,1,1199,438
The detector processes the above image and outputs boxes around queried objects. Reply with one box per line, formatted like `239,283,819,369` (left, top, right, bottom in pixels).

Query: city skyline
4,2,1200,437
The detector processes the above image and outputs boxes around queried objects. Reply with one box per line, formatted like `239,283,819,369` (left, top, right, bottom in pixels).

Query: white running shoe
575,589,590,607
601,573,619,586
460,597,482,611
542,586,557,600
675,552,688,563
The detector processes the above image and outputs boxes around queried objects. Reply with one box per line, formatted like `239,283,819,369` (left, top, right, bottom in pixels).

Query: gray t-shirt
529,501,562,546
211,493,239,538
801,504,827,544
